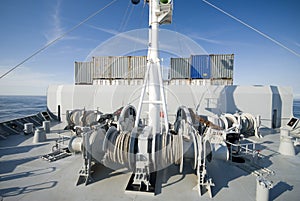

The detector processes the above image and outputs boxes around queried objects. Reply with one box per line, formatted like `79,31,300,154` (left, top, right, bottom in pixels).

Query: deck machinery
67,0,263,198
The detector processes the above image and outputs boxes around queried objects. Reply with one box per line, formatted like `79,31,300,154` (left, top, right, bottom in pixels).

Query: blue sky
0,0,299,97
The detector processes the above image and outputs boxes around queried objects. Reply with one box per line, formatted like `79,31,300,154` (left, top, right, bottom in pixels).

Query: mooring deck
0,123,299,201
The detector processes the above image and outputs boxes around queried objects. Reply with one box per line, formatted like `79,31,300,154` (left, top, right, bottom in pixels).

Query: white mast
131,0,173,191
148,0,161,134
135,0,172,135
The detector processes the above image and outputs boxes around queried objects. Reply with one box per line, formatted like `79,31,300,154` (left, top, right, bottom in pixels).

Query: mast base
125,172,157,195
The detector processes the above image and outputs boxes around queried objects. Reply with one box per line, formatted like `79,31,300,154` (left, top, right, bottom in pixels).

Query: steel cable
0,0,119,80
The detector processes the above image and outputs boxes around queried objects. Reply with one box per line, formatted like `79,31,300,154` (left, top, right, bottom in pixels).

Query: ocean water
0,96,47,123
294,99,300,119
0,96,299,123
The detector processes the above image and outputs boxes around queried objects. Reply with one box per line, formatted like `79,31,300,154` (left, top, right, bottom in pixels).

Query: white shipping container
129,56,147,79
110,56,130,78
93,56,112,79
93,56,147,79
74,61,94,84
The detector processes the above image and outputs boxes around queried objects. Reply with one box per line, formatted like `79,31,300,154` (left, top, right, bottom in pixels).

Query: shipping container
93,56,113,79
129,56,147,79
190,55,211,79
170,58,190,79
210,54,234,79
110,56,130,79
74,61,94,85
93,56,147,79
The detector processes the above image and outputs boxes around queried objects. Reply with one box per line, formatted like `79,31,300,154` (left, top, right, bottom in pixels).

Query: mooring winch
66,0,263,198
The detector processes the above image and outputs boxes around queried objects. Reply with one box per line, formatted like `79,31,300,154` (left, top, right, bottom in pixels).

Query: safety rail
227,140,275,178
226,140,258,161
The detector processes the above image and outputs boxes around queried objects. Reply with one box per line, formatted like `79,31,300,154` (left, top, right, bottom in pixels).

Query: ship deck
0,122,300,201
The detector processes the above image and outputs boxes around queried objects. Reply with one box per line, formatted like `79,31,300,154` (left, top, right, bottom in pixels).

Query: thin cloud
189,34,224,45
86,28,207,60
52,0,63,39
87,25,179,51
189,32,257,48
44,0,62,43
87,25,148,47
86,24,120,36
44,0,77,44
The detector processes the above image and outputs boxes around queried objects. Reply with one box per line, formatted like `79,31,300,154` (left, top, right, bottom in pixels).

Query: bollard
256,176,273,201
33,127,47,143
278,129,295,156
280,129,289,136
24,123,34,135
43,121,50,133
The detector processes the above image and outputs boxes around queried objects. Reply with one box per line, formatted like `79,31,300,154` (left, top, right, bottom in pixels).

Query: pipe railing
226,140,258,161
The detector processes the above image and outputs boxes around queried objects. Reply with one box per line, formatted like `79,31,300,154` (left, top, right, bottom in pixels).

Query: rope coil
101,128,187,171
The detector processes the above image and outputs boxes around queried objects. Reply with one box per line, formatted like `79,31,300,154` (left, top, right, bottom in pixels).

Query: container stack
75,56,147,85
75,54,234,86
169,54,234,85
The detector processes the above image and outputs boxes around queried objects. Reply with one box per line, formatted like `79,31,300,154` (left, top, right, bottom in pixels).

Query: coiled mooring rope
102,129,185,170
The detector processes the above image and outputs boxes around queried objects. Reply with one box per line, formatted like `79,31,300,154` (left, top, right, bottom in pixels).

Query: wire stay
202,0,300,58
0,0,119,80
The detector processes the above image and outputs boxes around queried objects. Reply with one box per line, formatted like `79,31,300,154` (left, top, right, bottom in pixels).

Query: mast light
131,0,140,5
160,0,172,4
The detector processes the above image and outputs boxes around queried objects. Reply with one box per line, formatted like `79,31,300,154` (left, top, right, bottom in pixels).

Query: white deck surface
0,123,299,201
